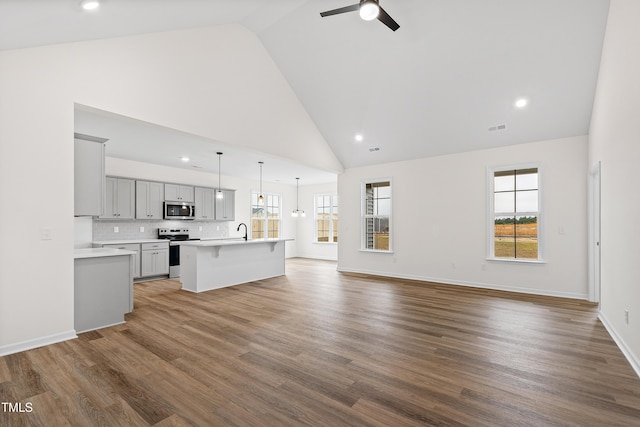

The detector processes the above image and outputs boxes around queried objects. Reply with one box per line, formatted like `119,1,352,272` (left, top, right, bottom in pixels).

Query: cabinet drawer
103,243,140,251
141,242,169,251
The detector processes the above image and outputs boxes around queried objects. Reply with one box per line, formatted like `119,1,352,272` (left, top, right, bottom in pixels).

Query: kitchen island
179,238,292,293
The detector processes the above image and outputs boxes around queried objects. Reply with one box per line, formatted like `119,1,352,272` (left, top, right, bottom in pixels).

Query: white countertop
179,238,293,247
74,248,137,259
93,239,166,245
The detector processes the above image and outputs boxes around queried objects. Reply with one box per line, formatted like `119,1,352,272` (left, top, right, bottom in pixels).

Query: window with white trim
251,192,280,239
489,166,540,260
315,194,338,243
362,180,391,251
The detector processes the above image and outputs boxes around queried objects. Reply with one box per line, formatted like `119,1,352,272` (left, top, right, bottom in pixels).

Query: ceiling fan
320,0,400,32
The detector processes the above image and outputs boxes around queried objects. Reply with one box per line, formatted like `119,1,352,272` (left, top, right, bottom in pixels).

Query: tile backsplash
93,219,230,241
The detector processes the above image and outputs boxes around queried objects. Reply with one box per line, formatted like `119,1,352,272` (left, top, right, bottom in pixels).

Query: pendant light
216,152,224,199
258,161,264,205
292,177,305,217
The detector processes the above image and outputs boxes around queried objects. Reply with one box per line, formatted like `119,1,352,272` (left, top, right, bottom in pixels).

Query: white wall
588,0,640,373
338,136,588,298
0,24,337,354
296,182,339,261
74,217,93,249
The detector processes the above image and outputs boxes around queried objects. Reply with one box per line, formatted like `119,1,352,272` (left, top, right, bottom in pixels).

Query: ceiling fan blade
320,4,359,17
377,6,400,31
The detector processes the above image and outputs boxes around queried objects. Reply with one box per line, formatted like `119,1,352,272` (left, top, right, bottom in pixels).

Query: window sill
359,249,394,254
314,242,337,245
486,257,547,264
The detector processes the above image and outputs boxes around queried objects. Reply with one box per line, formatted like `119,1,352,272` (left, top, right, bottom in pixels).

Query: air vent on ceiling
488,124,507,132
369,147,381,152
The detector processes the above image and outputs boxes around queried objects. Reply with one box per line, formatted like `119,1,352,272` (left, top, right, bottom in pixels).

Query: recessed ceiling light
80,0,100,11
514,98,528,109
355,134,364,142
181,156,190,162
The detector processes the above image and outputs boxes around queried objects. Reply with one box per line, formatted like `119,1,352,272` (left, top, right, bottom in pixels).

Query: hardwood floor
2,258,640,426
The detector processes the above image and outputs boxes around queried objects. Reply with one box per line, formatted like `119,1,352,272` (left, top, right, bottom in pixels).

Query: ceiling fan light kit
359,0,380,20
320,0,400,32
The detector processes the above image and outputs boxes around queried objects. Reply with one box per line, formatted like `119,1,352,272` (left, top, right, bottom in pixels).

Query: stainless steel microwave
164,202,195,220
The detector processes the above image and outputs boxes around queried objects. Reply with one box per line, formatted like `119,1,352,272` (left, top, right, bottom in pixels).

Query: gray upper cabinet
215,189,235,221
165,184,194,202
194,187,215,220
74,134,106,217
136,181,164,219
101,177,135,219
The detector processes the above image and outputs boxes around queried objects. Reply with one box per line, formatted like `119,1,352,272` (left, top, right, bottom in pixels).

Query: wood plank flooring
2,258,640,426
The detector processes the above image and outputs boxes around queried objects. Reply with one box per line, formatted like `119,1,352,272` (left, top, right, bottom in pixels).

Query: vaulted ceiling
1,0,610,173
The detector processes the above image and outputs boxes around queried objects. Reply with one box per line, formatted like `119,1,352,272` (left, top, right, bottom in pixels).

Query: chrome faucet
237,223,248,241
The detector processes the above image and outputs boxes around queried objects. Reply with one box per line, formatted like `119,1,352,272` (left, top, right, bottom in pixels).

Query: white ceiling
74,105,338,185
2,0,610,175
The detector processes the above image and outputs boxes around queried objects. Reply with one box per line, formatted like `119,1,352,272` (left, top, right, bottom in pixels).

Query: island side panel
180,241,286,293
74,255,133,333
180,244,199,292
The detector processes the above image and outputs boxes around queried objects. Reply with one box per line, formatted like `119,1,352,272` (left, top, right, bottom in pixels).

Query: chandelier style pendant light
258,161,264,205
216,152,224,199
292,177,305,217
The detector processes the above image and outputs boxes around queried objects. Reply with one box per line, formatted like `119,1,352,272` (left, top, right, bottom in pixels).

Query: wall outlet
625,309,629,325
114,226,119,233
481,263,487,271
139,226,144,233
216,225,220,231
199,226,203,232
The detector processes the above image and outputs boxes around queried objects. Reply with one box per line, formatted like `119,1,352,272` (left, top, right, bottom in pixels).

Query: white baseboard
598,312,640,379
0,330,77,357
295,255,338,262
336,266,589,300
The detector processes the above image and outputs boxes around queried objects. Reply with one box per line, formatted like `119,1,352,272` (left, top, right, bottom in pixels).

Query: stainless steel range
158,228,198,278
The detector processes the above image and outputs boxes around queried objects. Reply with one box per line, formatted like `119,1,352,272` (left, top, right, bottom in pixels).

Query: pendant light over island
292,177,305,217
216,152,224,199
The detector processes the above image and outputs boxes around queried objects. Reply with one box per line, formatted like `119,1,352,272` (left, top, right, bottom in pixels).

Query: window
362,180,391,251
251,192,280,239
315,194,338,243
490,166,540,260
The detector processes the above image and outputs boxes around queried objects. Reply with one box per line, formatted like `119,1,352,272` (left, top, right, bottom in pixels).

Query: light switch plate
40,228,52,240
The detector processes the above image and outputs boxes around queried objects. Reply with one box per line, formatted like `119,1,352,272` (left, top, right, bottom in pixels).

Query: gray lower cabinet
103,243,141,278
141,242,169,277
215,189,235,221
74,254,133,333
